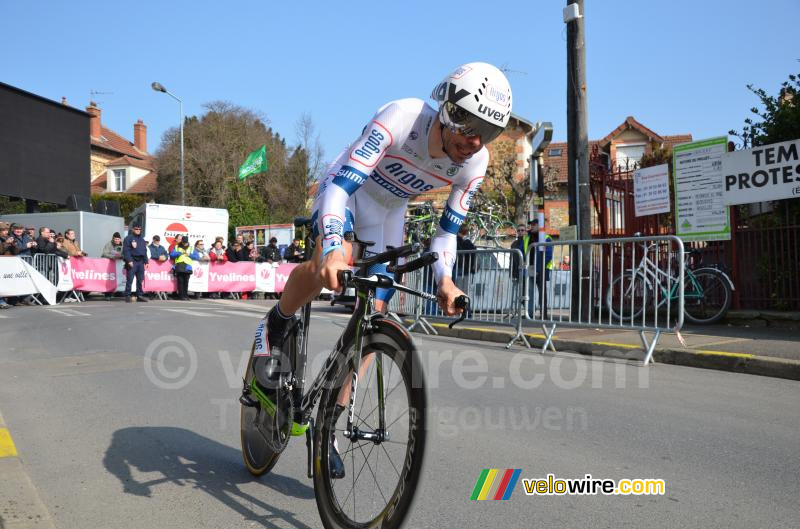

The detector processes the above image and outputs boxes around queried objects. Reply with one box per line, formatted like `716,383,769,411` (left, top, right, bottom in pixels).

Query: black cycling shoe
329,434,345,479
253,307,296,390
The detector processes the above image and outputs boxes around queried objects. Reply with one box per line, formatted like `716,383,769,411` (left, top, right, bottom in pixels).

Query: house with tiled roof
85,101,157,196
539,116,692,232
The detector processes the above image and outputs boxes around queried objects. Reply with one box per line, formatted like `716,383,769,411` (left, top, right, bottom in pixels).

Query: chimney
61,96,68,106
86,101,101,138
134,119,147,152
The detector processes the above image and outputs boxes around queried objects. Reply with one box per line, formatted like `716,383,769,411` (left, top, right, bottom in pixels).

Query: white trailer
0,211,124,257
128,203,229,249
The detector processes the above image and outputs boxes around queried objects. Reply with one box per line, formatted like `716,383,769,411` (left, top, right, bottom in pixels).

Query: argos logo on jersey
350,122,393,168
383,162,435,193
460,176,484,211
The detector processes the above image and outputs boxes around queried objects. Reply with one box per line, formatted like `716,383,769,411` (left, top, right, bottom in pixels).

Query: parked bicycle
404,201,437,245
465,204,515,247
606,239,734,325
240,220,469,529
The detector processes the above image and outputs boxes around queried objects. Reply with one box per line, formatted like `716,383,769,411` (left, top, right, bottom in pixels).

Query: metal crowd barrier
520,235,685,365
23,254,83,303
32,253,59,285
387,248,529,347
387,237,684,366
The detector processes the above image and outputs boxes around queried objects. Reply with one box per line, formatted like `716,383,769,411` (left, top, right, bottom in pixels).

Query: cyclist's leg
335,201,404,407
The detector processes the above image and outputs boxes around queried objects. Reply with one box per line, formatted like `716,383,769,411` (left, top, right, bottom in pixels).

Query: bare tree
295,113,325,185
485,148,531,226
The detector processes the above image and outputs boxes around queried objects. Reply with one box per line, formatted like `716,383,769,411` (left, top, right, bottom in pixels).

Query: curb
0,411,56,529
406,321,800,382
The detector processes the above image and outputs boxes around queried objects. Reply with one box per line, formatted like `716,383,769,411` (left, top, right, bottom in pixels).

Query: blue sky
1,0,796,166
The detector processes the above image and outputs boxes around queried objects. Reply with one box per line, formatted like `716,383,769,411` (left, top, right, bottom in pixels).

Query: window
548,148,562,157
113,169,126,191
615,144,646,170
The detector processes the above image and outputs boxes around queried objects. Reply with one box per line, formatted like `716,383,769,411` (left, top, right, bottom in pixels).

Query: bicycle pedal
239,393,259,408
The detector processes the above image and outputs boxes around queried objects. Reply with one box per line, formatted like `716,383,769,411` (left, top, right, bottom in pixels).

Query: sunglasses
442,101,505,143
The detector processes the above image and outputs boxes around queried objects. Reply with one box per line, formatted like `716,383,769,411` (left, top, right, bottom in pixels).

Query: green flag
238,145,268,180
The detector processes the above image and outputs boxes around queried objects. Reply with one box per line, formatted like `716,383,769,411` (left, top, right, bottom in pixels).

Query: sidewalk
403,310,800,382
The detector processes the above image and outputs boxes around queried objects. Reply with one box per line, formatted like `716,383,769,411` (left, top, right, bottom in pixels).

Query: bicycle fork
342,292,389,444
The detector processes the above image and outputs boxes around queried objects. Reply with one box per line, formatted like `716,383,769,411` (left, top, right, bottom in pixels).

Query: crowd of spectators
1,223,309,307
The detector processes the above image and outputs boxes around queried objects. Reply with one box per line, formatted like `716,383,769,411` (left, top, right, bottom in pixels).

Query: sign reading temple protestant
672,137,730,242
722,138,800,205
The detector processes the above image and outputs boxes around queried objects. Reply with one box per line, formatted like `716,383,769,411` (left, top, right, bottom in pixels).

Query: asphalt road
0,299,797,529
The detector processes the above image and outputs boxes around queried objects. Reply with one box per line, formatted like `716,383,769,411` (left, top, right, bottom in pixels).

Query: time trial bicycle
239,221,469,529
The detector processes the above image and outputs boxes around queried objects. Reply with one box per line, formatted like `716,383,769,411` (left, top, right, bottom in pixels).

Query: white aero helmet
431,62,512,144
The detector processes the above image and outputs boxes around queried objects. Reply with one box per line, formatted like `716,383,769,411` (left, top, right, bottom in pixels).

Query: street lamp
151,81,185,205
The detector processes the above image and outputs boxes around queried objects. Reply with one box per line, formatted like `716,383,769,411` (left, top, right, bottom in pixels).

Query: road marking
207,299,271,312
591,341,641,349
46,307,91,317
215,310,264,318
160,308,226,317
45,308,78,317
693,337,750,347
695,350,754,358
0,427,17,458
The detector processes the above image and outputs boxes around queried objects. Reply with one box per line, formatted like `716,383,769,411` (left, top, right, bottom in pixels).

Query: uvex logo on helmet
432,82,470,104
478,104,507,123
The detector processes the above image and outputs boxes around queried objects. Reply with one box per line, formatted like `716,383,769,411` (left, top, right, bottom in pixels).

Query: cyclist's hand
319,249,350,293
436,276,466,316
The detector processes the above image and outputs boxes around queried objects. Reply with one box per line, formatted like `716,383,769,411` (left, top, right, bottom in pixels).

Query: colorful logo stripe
470,469,521,500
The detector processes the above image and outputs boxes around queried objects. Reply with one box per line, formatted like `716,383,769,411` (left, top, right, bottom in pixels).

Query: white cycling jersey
312,98,487,283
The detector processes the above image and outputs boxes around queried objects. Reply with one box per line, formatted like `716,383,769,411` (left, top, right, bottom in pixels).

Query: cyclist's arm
429,172,485,284
316,102,406,258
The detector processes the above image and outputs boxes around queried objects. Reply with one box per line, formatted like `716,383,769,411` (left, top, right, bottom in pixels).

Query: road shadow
103,426,314,528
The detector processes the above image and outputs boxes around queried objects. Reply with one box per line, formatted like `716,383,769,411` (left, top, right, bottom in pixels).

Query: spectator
148,235,169,262
11,224,37,256
512,219,553,319
260,237,282,263
209,240,228,263
559,255,571,271
26,227,36,240
455,224,477,277
101,232,124,300
194,240,211,263
122,224,149,303
245,240,258,262
284,238,305,263
62,229,87,257
1,223,16,256
226,241,243,263
102,232,123,260
170,238,199,301
208,240,228,299
0,223,10,309
35,227,68,258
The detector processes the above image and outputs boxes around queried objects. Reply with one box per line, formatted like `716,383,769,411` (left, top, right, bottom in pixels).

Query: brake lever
448,295,470,329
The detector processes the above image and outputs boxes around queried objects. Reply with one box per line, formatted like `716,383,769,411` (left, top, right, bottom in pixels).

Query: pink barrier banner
68,258,299,293
70,258,119,292
275,263,295,291
207,261,256,292
142,261,176,292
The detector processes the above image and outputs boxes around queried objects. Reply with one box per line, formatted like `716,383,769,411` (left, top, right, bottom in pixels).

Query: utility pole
566,0,591,319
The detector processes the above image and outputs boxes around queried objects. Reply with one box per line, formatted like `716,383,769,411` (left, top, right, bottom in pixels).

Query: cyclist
256,61,512,476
